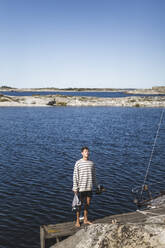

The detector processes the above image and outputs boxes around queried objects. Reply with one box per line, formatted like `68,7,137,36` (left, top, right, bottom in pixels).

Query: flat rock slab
42,206,165,247
49,206,165,248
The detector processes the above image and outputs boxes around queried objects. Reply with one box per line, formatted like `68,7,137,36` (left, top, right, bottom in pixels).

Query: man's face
82,149,89,159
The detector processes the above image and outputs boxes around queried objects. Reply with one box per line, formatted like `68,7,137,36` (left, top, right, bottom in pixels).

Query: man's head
81,146,89,160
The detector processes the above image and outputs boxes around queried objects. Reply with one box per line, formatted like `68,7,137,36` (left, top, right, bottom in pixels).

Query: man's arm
72,162,79,193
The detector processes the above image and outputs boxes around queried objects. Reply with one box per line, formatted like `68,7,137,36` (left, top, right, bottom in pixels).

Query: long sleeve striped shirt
72,158,97,192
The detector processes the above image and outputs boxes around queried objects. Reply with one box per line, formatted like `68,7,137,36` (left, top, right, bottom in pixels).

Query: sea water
0,106,165,248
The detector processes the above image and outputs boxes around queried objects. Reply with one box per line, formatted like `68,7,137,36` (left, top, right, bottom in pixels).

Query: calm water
1,91,165,98
0,107,165,248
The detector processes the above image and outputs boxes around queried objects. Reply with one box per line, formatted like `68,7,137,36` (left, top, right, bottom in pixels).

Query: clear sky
0,0,165,89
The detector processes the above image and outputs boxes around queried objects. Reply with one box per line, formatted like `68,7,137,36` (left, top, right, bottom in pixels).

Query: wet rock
47,100,56,106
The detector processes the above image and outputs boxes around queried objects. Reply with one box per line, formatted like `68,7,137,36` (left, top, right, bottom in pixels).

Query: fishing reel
132,184,152,207
96,184,106,194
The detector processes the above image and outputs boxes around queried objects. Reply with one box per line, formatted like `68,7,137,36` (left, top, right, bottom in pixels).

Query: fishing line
140,108,165,199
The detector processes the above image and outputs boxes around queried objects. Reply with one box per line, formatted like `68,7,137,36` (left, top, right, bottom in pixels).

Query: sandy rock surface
0,94,165,107
51,216,165,248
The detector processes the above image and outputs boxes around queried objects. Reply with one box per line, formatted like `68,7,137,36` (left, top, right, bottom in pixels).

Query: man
72,146,97,227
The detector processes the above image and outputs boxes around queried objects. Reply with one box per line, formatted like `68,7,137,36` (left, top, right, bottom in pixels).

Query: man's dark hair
81,146,89,152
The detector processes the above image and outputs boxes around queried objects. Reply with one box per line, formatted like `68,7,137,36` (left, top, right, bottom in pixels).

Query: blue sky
0,0,165,89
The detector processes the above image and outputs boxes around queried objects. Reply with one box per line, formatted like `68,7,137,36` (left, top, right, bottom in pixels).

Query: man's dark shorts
80,191,92,201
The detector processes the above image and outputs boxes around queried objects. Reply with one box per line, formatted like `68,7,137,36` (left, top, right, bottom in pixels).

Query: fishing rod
133,108,165,206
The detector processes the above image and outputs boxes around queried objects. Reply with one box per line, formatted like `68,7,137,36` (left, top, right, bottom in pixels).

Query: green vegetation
0,85,14,89
0,95,20,103
79,96,87,101
134,103,140,107
60,87,119,91
32,87,59,90
14,98,20,103
0,98,10,102
130,99,136,103
0,95,10,102
56,102,67,106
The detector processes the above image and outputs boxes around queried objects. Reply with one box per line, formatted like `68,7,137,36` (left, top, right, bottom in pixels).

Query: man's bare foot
75,222,81,227
111,219,117,224
84,220,93,225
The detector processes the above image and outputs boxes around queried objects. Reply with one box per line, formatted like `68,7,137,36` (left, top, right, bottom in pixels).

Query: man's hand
96,185,106,194
74,190,78,195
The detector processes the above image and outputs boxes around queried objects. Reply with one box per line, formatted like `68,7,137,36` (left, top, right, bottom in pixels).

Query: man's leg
75,192,84,227
84,196,92,224
75,206,81,227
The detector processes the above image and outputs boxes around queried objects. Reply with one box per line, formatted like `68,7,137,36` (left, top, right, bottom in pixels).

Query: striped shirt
72,158,97,192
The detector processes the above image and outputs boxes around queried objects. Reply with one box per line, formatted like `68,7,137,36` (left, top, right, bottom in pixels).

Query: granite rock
51,215,165,248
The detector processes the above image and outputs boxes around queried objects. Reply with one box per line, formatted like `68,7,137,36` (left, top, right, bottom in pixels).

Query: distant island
0,85,165,93
0,85,136,92
0,86,165,107
0,85,131,90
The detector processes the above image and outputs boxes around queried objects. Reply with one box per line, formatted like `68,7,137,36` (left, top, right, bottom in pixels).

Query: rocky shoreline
50,205,165,248
0,94,165,107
